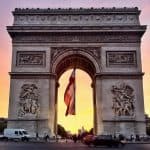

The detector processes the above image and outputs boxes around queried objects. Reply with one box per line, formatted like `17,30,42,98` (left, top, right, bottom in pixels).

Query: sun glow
57,69,93,134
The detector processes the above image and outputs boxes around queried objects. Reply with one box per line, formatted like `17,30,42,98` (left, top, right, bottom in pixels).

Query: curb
125,141,150,144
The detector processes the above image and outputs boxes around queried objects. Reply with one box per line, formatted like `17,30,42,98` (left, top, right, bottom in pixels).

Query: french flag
64,69,76,116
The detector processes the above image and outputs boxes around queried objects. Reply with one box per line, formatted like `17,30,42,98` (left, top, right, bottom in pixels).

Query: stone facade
7,7,146,137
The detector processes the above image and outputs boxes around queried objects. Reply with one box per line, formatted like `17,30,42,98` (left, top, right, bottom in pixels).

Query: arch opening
57,69,93,134
54,53,97,134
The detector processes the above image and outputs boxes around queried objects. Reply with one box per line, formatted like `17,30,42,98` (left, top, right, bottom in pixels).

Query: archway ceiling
55,54,96,80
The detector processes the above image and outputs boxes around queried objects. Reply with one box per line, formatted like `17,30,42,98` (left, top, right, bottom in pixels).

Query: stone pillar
48,74,57,136
94,75,104,134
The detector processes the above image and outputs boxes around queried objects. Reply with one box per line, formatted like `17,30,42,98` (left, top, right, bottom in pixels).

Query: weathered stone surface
12,8,140,26
111,82,135,117
7,7,146,137
17,51,46,66
11,46,51,73
106,51,137,67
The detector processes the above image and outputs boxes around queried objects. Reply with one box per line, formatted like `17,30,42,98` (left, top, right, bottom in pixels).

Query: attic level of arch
7,7,146,44
12,7,141,25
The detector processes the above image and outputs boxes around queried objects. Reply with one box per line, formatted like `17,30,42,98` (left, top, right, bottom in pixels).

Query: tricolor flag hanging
64,69,76,116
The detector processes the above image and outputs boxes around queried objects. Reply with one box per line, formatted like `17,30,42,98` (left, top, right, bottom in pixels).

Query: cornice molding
8,119,48,121
103,120,145,123
13,7,140,15
95,72,144,79
9,72,56,79
7,26,146,43
7,25,146,32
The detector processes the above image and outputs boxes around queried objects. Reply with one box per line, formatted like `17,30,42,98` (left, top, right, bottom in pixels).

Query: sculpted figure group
111,83,135,117
19,54,43,65
18,84,40,118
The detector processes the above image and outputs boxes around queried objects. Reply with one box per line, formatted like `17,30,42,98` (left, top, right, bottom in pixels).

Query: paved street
0,141,150,150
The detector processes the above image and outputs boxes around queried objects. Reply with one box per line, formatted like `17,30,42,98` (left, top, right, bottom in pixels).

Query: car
83,134,125,148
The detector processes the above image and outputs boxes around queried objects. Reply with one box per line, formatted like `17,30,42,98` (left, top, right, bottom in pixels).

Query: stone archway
7,8,146,137
51,49,102,134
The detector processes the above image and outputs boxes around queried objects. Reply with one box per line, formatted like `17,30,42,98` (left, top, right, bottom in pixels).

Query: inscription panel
16,51,46,67
106,51,137,67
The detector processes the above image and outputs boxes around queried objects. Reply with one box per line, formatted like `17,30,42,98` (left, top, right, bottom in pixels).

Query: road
0,141,150,150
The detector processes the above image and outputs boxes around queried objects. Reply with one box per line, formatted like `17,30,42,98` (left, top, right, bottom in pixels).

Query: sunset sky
0,0,150,133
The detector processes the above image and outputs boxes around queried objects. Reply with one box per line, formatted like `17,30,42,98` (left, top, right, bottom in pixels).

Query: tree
146,127,150,135
145,114,150,135
0,118,7,133
57,124,67,138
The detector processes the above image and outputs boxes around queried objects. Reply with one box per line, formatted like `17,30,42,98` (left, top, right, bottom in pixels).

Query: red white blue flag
64,69,76,116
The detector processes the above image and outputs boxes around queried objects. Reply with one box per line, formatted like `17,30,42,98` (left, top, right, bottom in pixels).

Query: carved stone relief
106,51,136,67
18,84,40,118
51,47,101,64
17,51,46,66
111,83,135,117
14,14,139,25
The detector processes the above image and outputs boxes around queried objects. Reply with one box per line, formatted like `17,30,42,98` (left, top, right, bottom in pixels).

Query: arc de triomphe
7,7,146,137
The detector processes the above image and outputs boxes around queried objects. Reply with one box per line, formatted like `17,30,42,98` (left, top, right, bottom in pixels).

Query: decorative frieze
51,47,100,64
111,83,135,117
13,7,140,13
18,84,40,118
13,34,140,43
16,51,46,67
106,51,136,67
13,14,139,26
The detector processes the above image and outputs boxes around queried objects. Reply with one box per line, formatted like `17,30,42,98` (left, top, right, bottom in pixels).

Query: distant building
66,130,72,138
78,126,87,135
